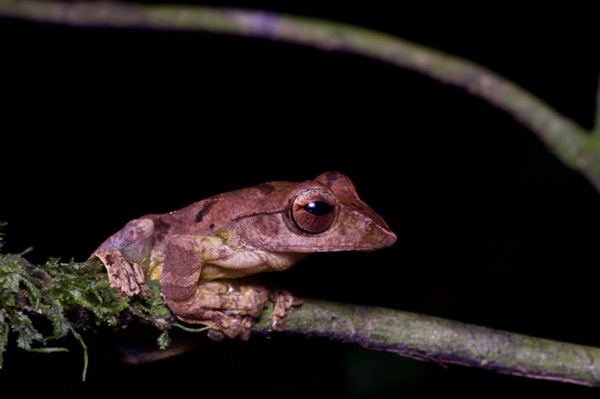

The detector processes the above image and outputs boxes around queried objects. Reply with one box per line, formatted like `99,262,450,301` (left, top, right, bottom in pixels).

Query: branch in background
0,0,598,191
595,74,600,136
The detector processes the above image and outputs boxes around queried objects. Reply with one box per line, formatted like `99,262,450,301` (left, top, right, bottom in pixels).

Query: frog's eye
291,189,338,233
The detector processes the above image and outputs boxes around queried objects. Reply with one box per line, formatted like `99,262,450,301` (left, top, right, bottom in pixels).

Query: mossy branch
2,245,600,387
0,0,598,192
0,248,171,381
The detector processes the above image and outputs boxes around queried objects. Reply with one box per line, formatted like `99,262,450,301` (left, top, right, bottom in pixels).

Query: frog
90,171,396,340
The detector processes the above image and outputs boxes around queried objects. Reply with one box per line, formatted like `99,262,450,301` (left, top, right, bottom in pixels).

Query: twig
255,299,600,388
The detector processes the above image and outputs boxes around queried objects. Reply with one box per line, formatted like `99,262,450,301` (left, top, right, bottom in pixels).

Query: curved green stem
0,0,598,190
594,74,600,136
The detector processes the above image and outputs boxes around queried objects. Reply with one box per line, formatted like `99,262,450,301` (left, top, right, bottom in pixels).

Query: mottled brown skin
91,171,396,339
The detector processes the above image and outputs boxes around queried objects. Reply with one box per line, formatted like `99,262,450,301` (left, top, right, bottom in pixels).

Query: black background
1,1,599,397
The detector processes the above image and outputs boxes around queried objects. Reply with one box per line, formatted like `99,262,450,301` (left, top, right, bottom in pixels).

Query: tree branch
0,0,598,192
3,250,600,388
255,299,600,388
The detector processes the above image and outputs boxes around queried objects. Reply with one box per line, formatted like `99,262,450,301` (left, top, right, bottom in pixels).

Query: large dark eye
304,201,333,216
290,189,338,233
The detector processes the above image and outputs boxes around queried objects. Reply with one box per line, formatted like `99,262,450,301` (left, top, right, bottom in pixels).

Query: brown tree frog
91,171,396,340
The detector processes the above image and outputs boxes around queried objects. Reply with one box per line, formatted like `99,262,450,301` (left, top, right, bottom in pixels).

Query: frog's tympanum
91,171,396,340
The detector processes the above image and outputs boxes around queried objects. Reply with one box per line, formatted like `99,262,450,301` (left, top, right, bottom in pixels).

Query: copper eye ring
290,188,338,233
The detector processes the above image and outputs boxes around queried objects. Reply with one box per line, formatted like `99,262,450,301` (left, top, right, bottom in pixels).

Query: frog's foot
92,247,147,298
269,287,303,331
168,278,271,340
204,313,256,341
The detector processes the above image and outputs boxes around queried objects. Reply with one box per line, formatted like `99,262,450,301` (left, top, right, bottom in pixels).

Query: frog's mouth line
267,241,396,253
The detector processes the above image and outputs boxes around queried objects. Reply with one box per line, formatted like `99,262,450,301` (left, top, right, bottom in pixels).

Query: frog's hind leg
160,236,206,309
160,236,270,339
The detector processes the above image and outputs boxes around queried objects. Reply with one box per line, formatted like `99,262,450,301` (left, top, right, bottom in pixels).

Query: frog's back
154,181,300,236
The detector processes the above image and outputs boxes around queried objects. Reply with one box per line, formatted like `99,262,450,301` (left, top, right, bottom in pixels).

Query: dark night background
1,1,599,397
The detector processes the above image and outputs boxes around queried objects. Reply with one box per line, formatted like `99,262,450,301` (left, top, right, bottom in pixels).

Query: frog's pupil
304,201,333,216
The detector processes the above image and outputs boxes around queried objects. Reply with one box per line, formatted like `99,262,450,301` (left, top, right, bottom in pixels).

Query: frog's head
239,171,397,253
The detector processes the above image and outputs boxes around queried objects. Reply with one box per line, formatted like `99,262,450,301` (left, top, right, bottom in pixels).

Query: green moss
0,222,177,380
